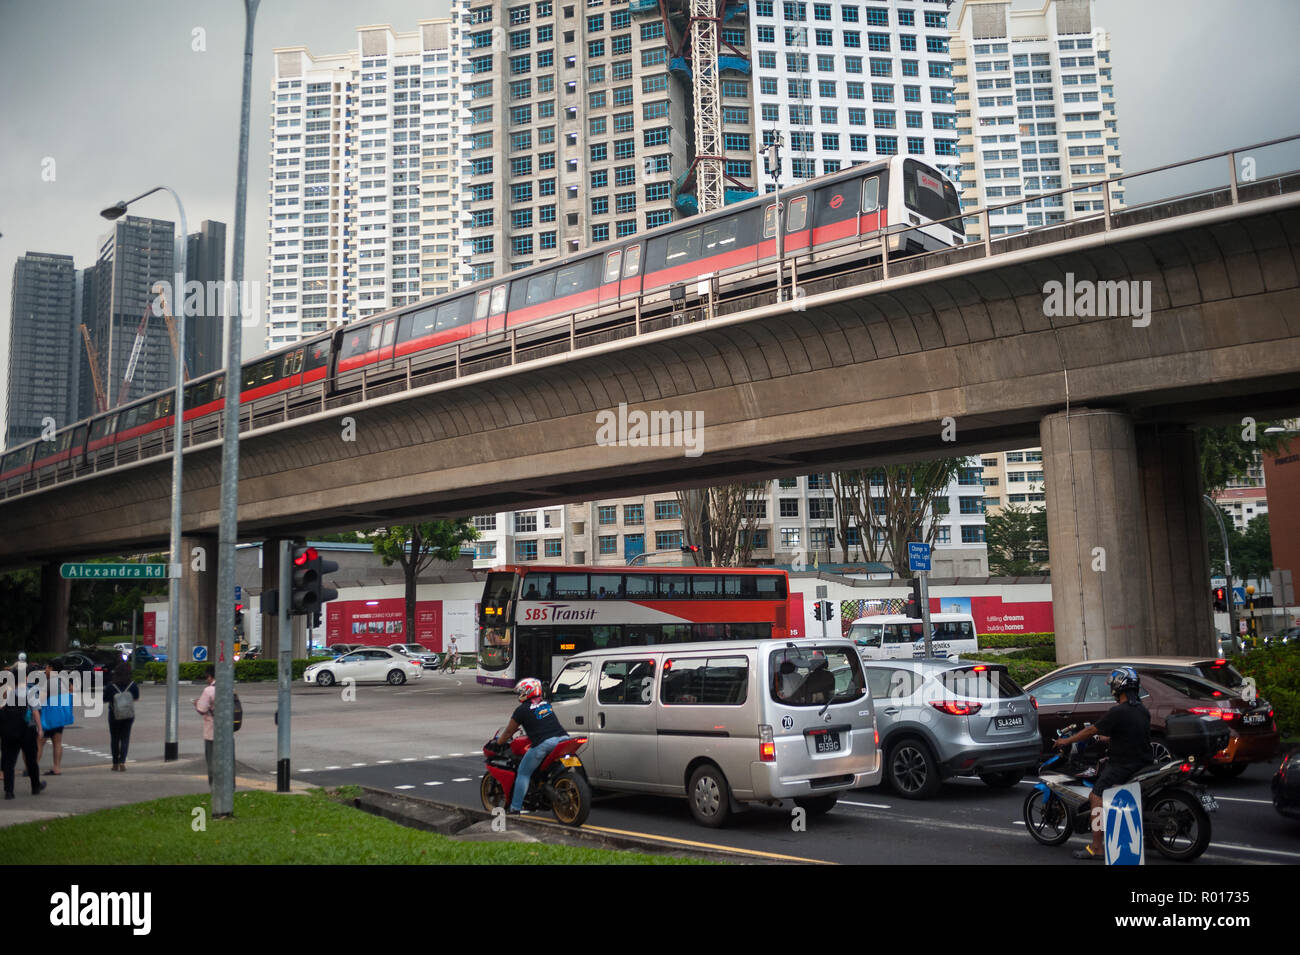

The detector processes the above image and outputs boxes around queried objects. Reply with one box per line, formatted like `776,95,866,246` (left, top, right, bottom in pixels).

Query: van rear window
661,657,748,705
770,647,866,706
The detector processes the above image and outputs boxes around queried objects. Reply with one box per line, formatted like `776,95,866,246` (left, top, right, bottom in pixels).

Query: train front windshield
479,571,519,672
902,159,962,229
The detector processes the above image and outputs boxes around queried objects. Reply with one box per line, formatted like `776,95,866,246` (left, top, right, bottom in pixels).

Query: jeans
109,718,134,765
510,735,566,811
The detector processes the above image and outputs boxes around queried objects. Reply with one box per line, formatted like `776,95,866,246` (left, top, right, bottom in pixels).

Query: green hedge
142,658,330,683
1232,645,1300,740
979,632,1055,650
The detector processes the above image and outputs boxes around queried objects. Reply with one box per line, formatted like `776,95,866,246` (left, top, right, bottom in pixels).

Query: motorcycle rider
1053,666,1151,861
494,677,570,814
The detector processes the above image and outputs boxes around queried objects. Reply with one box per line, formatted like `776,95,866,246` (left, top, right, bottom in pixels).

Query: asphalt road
47,673,1299,864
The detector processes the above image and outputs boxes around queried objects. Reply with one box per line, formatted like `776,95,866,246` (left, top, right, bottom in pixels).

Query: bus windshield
479,571,519,673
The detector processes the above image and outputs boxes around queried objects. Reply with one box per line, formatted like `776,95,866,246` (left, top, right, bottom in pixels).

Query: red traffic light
293,546,318,566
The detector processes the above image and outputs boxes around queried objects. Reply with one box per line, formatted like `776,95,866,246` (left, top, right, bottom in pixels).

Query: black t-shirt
512,699,567,746
1096,699,1151,767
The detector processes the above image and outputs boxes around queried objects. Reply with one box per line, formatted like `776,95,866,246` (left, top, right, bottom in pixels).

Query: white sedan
304,647,424,687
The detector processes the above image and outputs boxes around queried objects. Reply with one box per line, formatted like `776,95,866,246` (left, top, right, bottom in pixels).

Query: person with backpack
193,665,216,784
104,662,140,772
1,664,46,799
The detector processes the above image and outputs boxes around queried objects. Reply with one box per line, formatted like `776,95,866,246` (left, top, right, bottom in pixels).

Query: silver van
548,638,881,827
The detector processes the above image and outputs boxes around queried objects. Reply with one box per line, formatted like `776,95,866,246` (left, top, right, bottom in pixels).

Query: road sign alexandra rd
60,563,180,580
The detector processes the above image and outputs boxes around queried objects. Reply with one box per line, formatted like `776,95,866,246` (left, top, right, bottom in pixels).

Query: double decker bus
477,565,799,687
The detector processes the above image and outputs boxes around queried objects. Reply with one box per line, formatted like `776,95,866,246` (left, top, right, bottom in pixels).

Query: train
1,155,962,495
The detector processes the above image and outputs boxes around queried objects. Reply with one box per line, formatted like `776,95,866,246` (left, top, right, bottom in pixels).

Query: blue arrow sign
192,646,208,662
907,542,931,573
1104,784,1144,865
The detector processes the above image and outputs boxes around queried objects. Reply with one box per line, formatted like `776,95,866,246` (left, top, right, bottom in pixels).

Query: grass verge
0,789,702,865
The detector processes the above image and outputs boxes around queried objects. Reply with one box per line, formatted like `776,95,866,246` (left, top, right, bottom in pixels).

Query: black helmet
1108,666,1140,700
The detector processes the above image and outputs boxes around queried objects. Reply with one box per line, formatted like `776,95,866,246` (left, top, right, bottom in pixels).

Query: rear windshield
1193,662,1245,688
937,666,1024,700
1148,672,1230,702
769,646,866,707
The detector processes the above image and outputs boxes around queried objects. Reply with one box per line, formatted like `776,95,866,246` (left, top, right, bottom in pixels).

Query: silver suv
863,659,1041,799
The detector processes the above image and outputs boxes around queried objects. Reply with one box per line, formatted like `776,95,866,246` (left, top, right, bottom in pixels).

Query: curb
349,786,808,864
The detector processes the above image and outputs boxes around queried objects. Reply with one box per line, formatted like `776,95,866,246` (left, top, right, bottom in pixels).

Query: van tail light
759,724,776,762
931,701,982,716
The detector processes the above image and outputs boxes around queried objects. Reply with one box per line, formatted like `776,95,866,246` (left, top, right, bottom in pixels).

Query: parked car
548,638,881,827
1273,749,1300,821
1039,656,1250,693
303,647,424,687
134,645,166,664
1025,663,1278,778
863,659,1041,798
50,649,124,674
388,643,442,669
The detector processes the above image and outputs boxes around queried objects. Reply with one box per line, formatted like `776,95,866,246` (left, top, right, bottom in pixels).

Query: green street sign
60,563,177,580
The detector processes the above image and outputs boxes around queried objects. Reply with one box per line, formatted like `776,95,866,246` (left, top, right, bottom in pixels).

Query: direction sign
1104,783,1144,866
60,563,179,580
192,646,208,662
907,543,931,573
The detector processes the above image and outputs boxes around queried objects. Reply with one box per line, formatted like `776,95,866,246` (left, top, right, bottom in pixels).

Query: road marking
401,757,418,762
1213,796,1272,805
451,777,472,783
448,752,465,757
1208,842,1300,860
351,762,366,767
841,800,892,809
377,759,393,764
395,785,415,790
580,824,833,864
423,781,444,787
299,769,314,773
426,755,441,759
324,765,341,770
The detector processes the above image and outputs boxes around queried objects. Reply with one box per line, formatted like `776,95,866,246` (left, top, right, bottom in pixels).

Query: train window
404,307,435,340
623,245,642,277
903,159,960,224
763,204,777,238
381,320,396,348
244,358,277,389
187,380,212,407
307,341,330,369
475,290,490,320
862,177,881,212
341,328,370,360
490,285,508,314
368,324,384,351
702,219,738,252
666,229,701,263
438,297,470,329
603,251,622,284
526,272,555,306
787,196,808,232
291,349,305,374
555,263,588,297
214,378,224,399
156,395,173,418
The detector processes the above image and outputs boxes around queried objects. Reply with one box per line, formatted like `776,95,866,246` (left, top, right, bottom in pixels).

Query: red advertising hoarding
326,598,442,649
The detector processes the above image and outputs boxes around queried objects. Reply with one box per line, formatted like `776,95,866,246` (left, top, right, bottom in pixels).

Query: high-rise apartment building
5,253,77,447
266,20,462,350
949,0,1124,240
86,216,176,410
749,0,961,187
185,220,227,378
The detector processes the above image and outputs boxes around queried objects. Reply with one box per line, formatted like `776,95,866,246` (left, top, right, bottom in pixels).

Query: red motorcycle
480,733,592,826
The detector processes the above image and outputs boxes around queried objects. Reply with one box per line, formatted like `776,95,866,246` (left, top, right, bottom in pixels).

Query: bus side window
862,177,880,212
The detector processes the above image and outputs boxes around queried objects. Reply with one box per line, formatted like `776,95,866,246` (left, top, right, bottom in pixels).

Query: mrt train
1,156,961,495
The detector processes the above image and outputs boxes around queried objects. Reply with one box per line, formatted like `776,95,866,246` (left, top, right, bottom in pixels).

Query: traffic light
814,602,824,622
824,601,835,621
234,602,245,638
904,578,922,620
680,543,700,565
290,544,339,617
1213,587,1226,612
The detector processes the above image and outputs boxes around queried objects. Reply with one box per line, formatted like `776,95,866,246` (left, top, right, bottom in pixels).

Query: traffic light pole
919,573,933,659
276,539,291,792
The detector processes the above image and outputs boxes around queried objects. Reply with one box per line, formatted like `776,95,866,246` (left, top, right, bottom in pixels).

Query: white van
848,613,979,660
547,638,881,827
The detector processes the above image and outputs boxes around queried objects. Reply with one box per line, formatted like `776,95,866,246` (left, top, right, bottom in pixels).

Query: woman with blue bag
35,662,73,775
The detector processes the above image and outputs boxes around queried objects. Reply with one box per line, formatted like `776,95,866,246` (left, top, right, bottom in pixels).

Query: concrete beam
39,562,71,653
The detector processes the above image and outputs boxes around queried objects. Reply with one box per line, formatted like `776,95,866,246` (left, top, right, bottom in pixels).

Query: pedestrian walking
444,635,459,674
193,665,216,784
35,663,70,775
1,665,46,799
104,662,139,772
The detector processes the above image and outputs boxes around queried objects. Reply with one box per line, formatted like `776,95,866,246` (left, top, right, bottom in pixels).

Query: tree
1206,511,1272,583
833,459,967,577
677,482,769,566
0,569,41,656
984,502,1049,576
1197,423,1292,495
373,521,479,642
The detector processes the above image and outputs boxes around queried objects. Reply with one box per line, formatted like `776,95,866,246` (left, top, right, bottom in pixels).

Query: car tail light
1029,695,1038,711
759,724,775,762
1180,763,1192,774
931,700,982,716
1188,706,1238,721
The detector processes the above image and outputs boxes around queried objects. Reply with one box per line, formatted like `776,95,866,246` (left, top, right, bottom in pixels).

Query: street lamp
101,186,187,762
762,134,784,301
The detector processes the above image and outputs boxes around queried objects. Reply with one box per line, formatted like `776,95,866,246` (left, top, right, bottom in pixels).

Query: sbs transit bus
477,565,798,687
847,613,980,660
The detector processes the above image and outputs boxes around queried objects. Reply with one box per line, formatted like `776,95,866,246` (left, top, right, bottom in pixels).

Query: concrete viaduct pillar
39,562,71,653
180,534,219,665
1041,409,1214,664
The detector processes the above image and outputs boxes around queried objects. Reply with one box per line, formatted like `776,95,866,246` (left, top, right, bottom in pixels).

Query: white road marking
426,755,441,759
1208,842,1300,860
395,785,415,790
299,769,315,773
423,781,443,787
448,753,465,757
451,777,472,783
377,759,393,764
840,801,893,809
401,757,418,762
324,765,341,770
1213,796,1272,805
351,762,366,767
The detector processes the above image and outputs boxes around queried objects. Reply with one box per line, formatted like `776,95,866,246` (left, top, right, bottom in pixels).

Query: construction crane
79,324,108,414
688,0,724,214
152,284,191,384
116,285,188,407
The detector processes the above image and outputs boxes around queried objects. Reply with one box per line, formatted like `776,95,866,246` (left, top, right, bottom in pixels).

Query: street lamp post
1202,494,1236,651
763,135,784,301
100,187,187,761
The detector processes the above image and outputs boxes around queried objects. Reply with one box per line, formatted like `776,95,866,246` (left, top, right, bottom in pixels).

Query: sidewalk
0,755,314,829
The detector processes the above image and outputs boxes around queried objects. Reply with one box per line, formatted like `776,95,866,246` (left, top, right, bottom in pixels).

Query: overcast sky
3,0,1299,432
